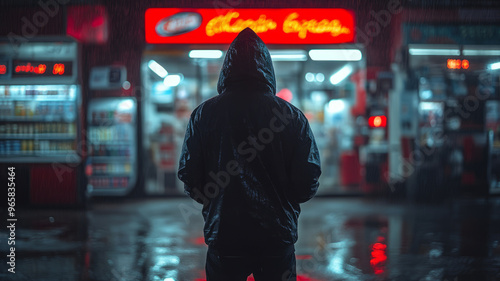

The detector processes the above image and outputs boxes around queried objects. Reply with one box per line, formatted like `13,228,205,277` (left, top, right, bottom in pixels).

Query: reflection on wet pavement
1,197,500,280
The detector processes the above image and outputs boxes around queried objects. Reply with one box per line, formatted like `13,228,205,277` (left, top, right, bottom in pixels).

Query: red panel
340,151,361,186
30,165,77,205
145,8,355,44
67,6,108,44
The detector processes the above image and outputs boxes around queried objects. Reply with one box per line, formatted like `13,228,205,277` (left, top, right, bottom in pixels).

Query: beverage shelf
0,116,76,122
0,152,81,163
90,156,132,161
0,133,76,139
0,95,76,101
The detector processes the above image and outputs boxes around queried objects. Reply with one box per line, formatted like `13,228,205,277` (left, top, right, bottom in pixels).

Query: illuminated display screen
11,60,73,77
447,59,469,70
368,115,387,128
145,8,355,44
0,60,8,77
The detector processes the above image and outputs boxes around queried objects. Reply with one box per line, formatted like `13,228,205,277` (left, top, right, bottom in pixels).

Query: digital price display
11,60,73,77
447,59,469,70
0,60,8,77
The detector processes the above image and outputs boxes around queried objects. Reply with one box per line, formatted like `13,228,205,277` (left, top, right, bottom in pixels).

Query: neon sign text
146,8,355,44
206,12,277,36
283,12,352,39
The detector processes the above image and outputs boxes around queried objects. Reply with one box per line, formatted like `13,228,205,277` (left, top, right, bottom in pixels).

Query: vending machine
0,37,83,205
86,97,137,196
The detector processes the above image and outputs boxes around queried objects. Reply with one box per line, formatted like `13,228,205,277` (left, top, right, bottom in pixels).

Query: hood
217,27,276,95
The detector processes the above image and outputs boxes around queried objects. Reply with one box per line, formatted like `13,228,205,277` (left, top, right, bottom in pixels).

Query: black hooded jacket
178,28,321,253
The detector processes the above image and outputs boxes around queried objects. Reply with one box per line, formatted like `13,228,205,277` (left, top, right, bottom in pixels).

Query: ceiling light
489,62,500,70
408,48,460,56
270,50,307,61
148,60,168,78
309,49,362,61
188,50,223,59
463,49,500,56
330,65,353,85
164,74,183,87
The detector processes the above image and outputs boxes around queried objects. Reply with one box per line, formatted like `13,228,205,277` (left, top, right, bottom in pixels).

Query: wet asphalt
1,197,500,281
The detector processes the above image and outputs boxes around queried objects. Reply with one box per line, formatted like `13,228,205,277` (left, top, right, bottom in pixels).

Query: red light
370,242,387,275
14,63,47,74
53,64,65,75
145,8,355,44
462,59,469,69
277,88,293,102
368,115,387,128
0,64,6,75
37,64,46,74
447,59,469,70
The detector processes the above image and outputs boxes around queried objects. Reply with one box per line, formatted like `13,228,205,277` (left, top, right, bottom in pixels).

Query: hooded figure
178,28,321,281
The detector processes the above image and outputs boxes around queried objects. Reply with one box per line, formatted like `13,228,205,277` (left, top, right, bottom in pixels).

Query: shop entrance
141,45,366,195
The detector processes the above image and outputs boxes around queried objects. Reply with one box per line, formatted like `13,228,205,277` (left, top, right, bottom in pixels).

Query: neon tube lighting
463,49,500,56
164,74,182,87
489,62,500,70
408,48,460,56
309,49,362,61
148,60,168,78
270,50,307,61
330,65,353,85
188,50,223,59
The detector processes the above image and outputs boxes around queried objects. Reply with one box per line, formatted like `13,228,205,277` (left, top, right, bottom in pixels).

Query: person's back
178,27,321,281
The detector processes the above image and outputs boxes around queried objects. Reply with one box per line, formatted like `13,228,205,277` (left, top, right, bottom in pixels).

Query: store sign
146,8,355,44
11,60,73,77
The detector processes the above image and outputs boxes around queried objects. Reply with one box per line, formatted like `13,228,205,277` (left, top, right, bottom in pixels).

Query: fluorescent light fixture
330,65,353,85
327,99,346,114
188,50,223,59
148,60,168,78
270,50,307,61
489,62,500,70
463,49,500,56
408,48,460,56
164,74,183,87
309,49,362,61
305,72,315,82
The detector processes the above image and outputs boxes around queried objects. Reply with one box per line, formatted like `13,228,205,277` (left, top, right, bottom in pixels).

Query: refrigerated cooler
86,97,137,196
0,37,84,205
392,44,500,200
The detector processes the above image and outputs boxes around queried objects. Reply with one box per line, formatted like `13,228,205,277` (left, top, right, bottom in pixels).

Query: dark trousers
206,245,296,281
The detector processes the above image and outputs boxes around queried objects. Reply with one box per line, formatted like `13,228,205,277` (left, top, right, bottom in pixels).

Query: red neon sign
145,8,355,44
0,64,6,75
368,115,387,128
447,59,469,70
12,61,73,78
53,64,65,75
15,63,47,74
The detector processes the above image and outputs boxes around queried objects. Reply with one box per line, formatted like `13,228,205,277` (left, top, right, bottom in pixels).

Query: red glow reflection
370,237,387,275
